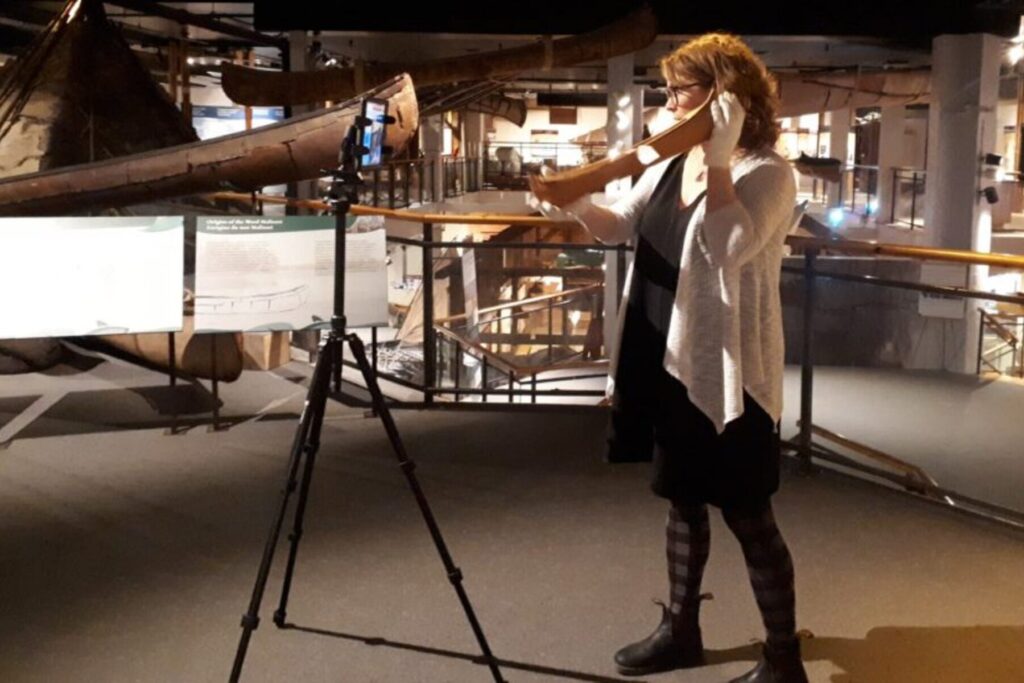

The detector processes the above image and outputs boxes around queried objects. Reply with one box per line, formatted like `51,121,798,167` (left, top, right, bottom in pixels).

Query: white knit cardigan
579,148,796,434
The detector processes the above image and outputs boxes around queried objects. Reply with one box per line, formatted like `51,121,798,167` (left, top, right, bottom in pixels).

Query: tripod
229,116,505,683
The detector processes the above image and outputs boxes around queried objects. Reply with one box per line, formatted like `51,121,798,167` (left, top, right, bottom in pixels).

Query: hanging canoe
465,93,528,127
220,7,658,107
0,73,418,216
776,69,930,117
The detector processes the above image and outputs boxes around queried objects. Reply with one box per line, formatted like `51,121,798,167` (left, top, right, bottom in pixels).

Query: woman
529,34,806,683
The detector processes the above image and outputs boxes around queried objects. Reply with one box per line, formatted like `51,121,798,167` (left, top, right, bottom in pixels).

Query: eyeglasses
661,82,707,105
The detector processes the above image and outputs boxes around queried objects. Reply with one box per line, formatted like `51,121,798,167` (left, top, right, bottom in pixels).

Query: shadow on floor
811,626,1024,683
711,626,1024,683
283,623,642,683
5,385,298,442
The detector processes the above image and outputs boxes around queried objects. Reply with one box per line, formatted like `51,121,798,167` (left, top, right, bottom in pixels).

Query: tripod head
323,98,395,213
323,98,394,335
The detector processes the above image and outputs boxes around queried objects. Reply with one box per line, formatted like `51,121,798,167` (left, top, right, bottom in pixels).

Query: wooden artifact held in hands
529,91,714,208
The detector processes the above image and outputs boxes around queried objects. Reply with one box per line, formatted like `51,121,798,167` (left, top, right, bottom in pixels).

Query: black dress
606,154,781,510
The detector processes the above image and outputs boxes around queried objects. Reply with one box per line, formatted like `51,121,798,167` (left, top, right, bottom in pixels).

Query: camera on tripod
324,97,395,210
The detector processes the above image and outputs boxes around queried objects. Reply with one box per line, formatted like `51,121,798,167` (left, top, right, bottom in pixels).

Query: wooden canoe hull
776,69,930,117
100,316,243,382
221,8,658,107
0,73,418,216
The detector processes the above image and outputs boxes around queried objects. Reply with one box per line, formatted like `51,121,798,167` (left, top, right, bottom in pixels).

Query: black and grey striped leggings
667,501,797,647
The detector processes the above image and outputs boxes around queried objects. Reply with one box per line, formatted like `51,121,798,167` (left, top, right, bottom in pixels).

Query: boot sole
615,656,706,677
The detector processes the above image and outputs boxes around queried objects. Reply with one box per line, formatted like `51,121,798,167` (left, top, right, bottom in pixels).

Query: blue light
866,199,879,216
827,207,845,227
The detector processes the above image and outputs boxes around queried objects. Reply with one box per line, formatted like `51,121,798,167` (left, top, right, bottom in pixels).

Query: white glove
527,189,594,223
702,91,745,169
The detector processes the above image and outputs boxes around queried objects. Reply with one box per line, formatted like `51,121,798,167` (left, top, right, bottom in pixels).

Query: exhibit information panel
0,216,184,340
194,216,388,332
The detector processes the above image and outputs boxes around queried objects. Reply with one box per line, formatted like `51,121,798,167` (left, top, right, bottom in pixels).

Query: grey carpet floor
0,357,1023,682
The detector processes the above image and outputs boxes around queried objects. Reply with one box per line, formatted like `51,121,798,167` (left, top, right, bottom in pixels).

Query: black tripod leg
273,336,335,627
346,333,506,683
229,340,335,683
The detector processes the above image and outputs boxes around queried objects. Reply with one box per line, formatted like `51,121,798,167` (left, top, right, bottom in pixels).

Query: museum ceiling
0,2,1021,101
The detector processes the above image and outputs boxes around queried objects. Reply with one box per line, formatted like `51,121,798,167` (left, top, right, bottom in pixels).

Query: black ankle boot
613,603,705,676
729,639,808,683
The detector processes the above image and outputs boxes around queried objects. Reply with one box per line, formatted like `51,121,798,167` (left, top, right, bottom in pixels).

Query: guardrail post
798,248,819,472
910,172,919,229
976,309,986,375
423,222,435,405
482,357,489,403
890,168,898,224
547,297,554,360
403,163,411,207
419,160,425,205
388,165,396,209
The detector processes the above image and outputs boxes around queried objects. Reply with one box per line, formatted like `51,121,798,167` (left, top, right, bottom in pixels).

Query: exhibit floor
1,350,1023,682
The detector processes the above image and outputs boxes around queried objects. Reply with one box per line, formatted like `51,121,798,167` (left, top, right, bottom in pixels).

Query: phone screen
360,99,388,168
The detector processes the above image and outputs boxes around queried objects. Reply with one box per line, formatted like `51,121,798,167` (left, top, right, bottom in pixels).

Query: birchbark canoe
220,7,658,107
0,73,418,216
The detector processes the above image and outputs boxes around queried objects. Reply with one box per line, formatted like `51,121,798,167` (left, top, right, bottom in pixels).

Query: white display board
194,216,388,332
919,263,968,319
0,216,184,340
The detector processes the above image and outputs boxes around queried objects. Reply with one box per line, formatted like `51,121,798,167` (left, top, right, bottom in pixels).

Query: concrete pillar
925,34,1000,250
876,105,906,224
463,112,486,192
923,33,1002,372
827,109,851,208
420,114,444,204
287,30,317,213
603,54,644,360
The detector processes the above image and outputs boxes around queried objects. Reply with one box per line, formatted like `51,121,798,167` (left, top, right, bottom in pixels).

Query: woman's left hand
703,91,745,169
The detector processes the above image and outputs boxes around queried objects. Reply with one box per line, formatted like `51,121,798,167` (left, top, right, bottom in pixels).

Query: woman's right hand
527,169,562,209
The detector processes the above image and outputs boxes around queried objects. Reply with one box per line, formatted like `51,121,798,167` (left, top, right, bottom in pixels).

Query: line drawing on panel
195,284,310,314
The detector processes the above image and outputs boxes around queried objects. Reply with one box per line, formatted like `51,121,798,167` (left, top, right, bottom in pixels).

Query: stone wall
781,255,970,371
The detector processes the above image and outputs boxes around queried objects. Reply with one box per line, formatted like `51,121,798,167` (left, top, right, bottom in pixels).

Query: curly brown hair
660,33,781,152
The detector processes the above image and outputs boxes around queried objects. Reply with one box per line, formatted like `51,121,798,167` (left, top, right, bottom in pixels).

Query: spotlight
827,207,845,228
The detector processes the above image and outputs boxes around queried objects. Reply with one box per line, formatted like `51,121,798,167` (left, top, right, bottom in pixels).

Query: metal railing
442,156,482,199
837,164,879,217
976,307,1024,377
363,230,625,406
356,156,483,208
784,236,1024,530
361,159,434,208
483,140,608,189
890,167,926,229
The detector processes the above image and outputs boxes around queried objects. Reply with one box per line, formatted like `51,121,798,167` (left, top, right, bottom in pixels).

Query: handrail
433,324,608,379
799,422,945,498
210,192,1024,269
787,235,1024,269
435,284,601,325
979,308,1019,347
433,325,517,375
207,191,579,227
